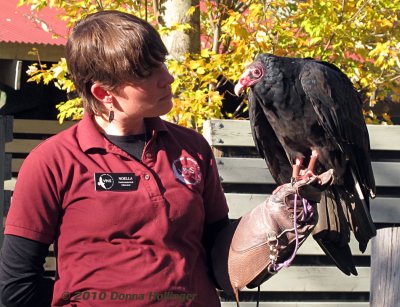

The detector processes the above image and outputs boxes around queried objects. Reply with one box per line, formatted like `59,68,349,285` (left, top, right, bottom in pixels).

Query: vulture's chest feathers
252,61,324,146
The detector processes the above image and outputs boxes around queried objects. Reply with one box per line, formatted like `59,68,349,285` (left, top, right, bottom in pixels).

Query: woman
0,11,229,306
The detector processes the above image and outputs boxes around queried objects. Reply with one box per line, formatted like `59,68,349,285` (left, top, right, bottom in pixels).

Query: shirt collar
77,112,169,153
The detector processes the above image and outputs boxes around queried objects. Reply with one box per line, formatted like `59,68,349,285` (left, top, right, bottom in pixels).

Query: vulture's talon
301,170,316,182
307,150,319,174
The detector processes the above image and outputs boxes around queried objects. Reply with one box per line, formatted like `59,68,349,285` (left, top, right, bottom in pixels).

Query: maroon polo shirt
5,113,229,306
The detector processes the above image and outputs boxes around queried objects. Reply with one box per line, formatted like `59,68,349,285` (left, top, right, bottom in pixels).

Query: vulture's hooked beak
234,81,245,96
234,69,250,96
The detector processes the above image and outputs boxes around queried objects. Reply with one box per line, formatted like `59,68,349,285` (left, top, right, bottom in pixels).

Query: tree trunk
370,226,400,306
160,0,200,59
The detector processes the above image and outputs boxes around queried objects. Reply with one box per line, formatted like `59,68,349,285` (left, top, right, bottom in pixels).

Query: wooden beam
40,259,370,293
5,139,44,153
370,227,400,306
0,116,13,247
0,117,6,247
204,120,400,151
216,157,400,187
250,266,370,292
225,193,400,225
12,119,75,134
41,254,371,305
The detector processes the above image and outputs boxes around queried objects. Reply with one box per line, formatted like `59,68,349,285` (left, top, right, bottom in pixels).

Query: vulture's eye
252,68,262,78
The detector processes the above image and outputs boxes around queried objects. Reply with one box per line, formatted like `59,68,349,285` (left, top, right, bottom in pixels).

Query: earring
105,96,114,123
108,104,114,123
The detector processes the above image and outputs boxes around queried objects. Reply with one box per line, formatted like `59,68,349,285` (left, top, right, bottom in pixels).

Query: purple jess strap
270,194,314,272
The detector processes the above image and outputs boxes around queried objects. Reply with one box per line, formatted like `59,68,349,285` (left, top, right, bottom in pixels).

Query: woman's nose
158,64,175,88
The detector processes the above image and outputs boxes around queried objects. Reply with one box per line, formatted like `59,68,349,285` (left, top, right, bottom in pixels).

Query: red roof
0,0,67,46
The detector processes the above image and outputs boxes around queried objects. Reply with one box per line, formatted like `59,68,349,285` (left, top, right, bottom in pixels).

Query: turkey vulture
234,53,376,276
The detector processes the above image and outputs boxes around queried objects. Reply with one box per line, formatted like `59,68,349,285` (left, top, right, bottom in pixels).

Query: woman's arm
0,234,54,307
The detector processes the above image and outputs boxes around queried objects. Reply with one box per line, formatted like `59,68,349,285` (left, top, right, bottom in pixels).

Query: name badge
94,173,138,191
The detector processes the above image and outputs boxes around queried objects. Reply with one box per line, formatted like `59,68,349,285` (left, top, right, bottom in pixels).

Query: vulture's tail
345,169,377,252
312,169,377,275
311,189,358,276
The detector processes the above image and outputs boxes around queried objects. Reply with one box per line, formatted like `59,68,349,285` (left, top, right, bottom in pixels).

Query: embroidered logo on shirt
94,173,138,191
172,157,202,186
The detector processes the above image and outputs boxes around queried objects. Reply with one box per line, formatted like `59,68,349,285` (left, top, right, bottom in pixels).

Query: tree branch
152,0,161,24
322,0,346,56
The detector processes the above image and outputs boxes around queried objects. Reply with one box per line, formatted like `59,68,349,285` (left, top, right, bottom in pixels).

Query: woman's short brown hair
66,10,168,115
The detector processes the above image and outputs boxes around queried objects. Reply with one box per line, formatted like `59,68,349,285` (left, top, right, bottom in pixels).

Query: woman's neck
94,114,146,136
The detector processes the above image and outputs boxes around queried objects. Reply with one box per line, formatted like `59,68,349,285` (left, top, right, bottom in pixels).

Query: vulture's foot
290,151,320,184
274,151,319,194
291,157,303,185
299,150,319,181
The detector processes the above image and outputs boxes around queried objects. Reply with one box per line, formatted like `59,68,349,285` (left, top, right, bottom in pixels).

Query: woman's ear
91,83,112,105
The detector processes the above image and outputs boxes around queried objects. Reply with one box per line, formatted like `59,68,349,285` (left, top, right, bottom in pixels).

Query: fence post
370,227,400,306
0,115,13,248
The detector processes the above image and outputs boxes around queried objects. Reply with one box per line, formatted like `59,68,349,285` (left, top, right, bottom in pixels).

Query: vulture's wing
299,60,375,197
299,60,376,253
248,90,292,184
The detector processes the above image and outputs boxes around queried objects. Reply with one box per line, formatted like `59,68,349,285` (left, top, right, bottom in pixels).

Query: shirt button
144,174,151,180
145,152,152,159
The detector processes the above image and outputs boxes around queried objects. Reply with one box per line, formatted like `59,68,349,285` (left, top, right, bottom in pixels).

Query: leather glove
211,169,334,301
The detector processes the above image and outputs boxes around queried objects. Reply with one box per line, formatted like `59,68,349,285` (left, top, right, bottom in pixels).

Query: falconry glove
211,169,334,303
